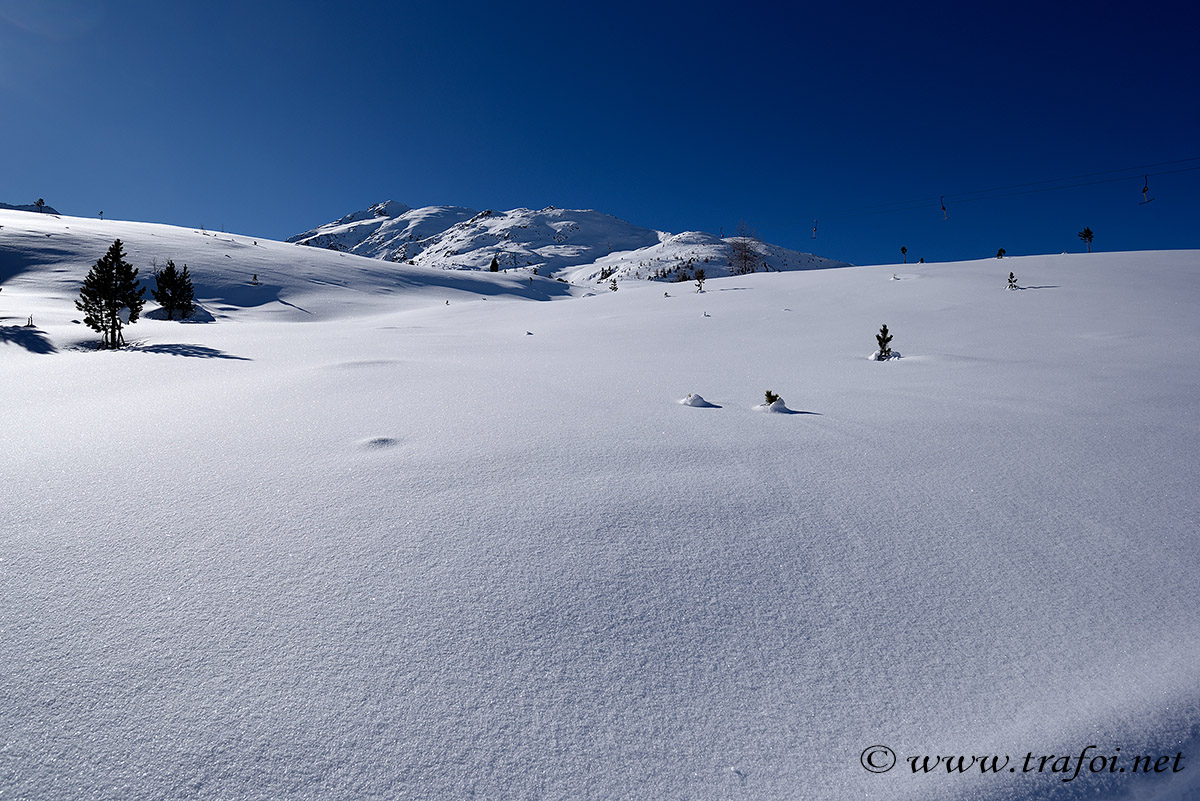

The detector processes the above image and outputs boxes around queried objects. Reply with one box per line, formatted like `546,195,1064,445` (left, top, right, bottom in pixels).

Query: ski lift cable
805,158,1200,223
942,165,1200,206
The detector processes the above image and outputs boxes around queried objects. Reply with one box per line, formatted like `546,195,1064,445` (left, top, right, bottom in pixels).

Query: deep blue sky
3,0,1198,265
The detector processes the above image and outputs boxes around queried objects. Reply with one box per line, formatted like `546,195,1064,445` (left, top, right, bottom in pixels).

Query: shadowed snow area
2,209,1198,801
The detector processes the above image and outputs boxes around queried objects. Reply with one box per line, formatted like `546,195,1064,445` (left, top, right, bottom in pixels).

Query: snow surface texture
2,207,1199,801
287,200,849,282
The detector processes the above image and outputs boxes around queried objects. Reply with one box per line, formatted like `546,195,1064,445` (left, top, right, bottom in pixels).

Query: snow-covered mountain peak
289,202,849,283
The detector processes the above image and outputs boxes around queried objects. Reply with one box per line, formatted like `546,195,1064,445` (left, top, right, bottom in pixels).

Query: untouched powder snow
2,209,1198,801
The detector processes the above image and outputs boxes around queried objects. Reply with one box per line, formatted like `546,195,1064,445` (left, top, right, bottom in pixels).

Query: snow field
2,209,1198,800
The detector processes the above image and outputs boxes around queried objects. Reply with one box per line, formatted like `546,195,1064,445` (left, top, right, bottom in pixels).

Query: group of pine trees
76,239,195,349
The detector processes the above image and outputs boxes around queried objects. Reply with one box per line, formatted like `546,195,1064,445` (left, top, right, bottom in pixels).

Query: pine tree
996,248,1006,258
1078,227,1094,252
1007,271,1018,290
151,259,195,320
875,323,894,361
901,246,908,263
609,278,618,292
35,198,45,213
695,268,706,292
76,239,145,349
489,255,499,272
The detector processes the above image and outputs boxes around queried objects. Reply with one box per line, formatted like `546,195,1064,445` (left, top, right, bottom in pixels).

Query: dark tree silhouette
874,323,894,361
76,239,145,349
151,259,196,320
1078,227,1094,253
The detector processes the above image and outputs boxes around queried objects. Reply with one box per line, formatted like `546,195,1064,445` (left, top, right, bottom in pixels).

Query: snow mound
869,350,902,361
679,393,718,407
753,398,792,413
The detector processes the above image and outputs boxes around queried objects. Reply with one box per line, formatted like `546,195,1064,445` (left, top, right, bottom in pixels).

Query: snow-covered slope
2,208,1198,801
288,201,849,281
1,201,61,214
0,208,574,328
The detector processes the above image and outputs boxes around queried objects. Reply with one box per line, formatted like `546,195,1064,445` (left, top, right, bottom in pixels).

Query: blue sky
3,0,1197,266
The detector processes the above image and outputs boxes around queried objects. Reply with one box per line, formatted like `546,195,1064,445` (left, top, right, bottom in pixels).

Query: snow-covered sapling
764,390,782,405
609,278,618,292
874,323,894,361
1007,271,1018,290
695,268,706,293
489,255,499,272
997,248,1006,258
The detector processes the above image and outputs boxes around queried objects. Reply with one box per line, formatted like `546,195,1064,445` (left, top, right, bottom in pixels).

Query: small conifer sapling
764,390,782,405
874,323,894,361
1007,271,1018,290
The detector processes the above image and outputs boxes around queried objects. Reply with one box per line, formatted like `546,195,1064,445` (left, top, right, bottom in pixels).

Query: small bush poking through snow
870,323,901,361
755,392,790,413
1007,271,1018,290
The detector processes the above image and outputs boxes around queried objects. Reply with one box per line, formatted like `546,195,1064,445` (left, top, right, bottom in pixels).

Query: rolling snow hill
288,200,848,283
2,207,1198,801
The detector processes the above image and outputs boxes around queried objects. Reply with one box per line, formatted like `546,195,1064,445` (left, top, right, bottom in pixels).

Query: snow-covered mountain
288,200,848,282
3,207,1199,801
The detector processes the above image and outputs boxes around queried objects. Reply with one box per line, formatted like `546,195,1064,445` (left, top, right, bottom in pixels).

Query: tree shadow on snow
0,324,57,354
1016,285,1059,290
129,343,251,360
761,406,821,415
144,305,218,323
